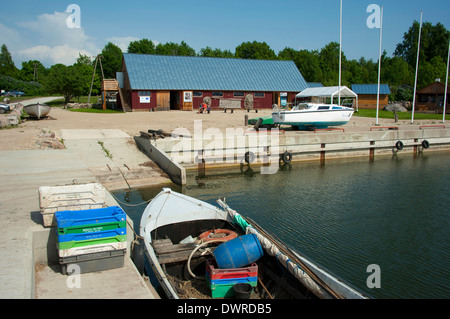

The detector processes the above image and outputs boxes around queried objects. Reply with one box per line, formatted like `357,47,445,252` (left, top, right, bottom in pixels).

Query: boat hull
139,188,369,299
272,109,354,129
24,103,51,119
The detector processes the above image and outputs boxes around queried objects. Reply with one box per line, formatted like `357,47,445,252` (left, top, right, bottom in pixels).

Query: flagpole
339,0,342,105
443,39,450,123
411,11,423,124
376,6,384,126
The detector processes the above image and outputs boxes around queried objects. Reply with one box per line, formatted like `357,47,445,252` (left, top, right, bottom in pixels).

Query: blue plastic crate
207,274,257,286
55,206,126,229
57,227,127,243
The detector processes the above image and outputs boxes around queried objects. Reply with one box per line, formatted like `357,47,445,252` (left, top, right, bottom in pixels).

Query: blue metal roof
123,54,308,92
307,82,324,88
352,84,391,95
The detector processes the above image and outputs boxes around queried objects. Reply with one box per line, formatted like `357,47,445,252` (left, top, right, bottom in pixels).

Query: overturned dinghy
24,102,51,119
139,188,369,299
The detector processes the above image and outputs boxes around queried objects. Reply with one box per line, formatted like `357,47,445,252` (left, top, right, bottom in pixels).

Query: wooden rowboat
24,102,51,119
139,188,369,299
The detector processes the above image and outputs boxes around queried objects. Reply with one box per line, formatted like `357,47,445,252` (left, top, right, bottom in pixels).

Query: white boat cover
296,86,358,99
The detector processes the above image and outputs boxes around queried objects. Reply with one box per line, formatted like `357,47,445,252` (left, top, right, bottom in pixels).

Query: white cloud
14,11,100,67
18,45,92,66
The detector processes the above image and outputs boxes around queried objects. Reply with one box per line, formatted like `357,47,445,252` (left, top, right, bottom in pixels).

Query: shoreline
0,105,445,152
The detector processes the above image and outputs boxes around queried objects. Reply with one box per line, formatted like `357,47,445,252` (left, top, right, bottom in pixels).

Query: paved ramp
60,129,171,190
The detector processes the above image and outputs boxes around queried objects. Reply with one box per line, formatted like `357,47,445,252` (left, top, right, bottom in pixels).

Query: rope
127,218,143,240
110,192,154,207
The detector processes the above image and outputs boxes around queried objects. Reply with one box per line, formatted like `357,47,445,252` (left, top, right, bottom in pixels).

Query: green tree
418,56,446,88
101,42,123,79
19,60,47,83
319,42,344,86
395,21,450,68
128,38,156,54
74,54,100,96
155,41,196,56
198,46,234,58
278,47,298,61
0,44,18,78
45,64,84,104
235,41,277,60
296,50,323,83
381,55,414,87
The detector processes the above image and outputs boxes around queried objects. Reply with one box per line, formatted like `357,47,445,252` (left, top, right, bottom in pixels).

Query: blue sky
1,0,449,68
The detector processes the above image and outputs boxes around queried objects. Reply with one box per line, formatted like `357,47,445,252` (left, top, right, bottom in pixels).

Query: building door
157,91,170,111
182,91,193,111
170,91,181,110
273,92,280,106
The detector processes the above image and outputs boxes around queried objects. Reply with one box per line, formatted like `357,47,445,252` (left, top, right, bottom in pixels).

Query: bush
0,74,45,96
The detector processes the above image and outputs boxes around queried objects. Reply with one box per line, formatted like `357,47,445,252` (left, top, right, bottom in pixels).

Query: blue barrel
213,234,264,269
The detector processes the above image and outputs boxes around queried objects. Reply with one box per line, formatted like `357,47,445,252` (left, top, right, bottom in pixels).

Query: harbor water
113,151,450,299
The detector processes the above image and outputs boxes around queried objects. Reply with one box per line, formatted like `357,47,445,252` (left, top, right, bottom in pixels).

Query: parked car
1,90,25,97
0,103,11,114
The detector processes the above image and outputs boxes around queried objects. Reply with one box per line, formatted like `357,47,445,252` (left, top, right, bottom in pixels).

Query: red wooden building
416,81,450,113
118,54,307,112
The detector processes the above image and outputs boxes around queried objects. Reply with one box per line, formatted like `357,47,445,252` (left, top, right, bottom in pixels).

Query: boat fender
244,151,255,164
281,151,293,164
131,237,145,276
422,140,430,149
395,141,404,151
254,118,263,131
198,229,238,243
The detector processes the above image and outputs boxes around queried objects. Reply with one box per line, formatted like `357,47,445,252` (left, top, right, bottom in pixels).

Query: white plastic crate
39,183,106,227
58,241,127,258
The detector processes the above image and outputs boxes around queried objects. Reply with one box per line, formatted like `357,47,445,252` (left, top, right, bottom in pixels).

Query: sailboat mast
376,6,384,126
339,0,342,105
443,39,450,123
411,11,423,124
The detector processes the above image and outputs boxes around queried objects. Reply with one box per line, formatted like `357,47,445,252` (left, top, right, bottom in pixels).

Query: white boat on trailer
139,188,369,299
272,103,354,130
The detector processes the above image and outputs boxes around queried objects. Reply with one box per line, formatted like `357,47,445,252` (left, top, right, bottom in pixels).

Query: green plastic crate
57,221,127,235
206,276,257,298
57,235,127,250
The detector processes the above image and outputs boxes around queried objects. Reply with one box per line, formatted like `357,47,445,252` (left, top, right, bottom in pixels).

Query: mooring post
369,141,375,162
197,149,205,177
413,139,419,158
320,144,326,165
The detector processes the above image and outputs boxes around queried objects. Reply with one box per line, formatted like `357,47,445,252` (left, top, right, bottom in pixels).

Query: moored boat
272,103,354,130
139,188,369,299
24,102,51,119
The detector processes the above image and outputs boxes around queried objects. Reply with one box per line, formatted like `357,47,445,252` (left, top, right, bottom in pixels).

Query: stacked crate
55,206,127,275
206,259,258,298
39,183,106,227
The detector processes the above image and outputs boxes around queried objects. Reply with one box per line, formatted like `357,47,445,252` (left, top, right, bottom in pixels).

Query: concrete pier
0,129,165,299
135,127,450,184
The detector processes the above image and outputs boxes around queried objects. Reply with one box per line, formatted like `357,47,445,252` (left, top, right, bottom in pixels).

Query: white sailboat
271,0,355,130
272,103,354,130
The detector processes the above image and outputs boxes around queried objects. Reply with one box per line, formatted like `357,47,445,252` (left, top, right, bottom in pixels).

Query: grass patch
98,141,113,159
355,109,450,121
70,108,123,114
46,96,123,113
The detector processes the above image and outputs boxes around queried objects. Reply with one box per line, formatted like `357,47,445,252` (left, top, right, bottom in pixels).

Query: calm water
113,151,450,299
